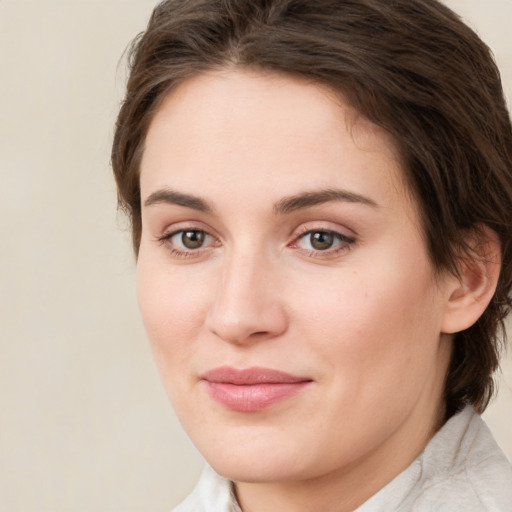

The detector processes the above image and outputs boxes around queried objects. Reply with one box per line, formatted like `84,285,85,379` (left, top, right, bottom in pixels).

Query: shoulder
407,455,512,511
357,407,512,512
401,407,512,511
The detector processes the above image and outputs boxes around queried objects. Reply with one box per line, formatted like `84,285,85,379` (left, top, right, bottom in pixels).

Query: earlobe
441,226,501,334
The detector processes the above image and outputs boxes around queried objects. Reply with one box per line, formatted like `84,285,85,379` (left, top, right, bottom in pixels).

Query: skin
137,69,462,511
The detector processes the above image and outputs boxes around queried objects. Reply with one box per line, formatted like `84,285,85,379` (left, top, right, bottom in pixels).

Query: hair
112,0,512,416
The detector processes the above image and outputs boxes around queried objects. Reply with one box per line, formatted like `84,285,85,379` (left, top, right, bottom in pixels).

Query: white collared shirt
173,406,512,511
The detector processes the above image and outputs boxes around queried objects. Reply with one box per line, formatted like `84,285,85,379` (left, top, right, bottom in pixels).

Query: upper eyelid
291,229,355,246
155,221,356,245
159,227,215,242
292,222,356,239
158,221,217,237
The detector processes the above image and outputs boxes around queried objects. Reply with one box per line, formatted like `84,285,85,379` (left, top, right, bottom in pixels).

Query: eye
304,231,336,251
294,229,355,253
158,228,216,254
176,230,208,249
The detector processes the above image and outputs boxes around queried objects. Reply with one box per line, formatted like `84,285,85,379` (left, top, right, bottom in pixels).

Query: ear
441,226,501,334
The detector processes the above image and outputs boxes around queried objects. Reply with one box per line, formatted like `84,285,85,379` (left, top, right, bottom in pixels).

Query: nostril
251,331,269,337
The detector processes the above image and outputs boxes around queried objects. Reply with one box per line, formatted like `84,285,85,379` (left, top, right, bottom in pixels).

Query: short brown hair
112,0,512,415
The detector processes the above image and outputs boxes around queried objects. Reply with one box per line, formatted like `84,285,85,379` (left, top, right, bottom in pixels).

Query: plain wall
0,1,510,510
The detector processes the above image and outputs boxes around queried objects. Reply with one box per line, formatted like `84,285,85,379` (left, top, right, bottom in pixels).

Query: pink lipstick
200,367,312,412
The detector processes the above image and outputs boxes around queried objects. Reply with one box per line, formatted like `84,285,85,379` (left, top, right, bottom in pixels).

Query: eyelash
290,228,356,259
156,227,356,260
156,229,218,259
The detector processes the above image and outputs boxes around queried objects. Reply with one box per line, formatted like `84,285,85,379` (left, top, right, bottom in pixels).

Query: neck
235,406,444,512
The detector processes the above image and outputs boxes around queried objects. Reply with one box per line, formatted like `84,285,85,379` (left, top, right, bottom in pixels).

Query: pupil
311,231,334,250
182,230,205,249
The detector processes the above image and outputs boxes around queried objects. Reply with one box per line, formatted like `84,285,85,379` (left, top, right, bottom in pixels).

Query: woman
112,0,512,510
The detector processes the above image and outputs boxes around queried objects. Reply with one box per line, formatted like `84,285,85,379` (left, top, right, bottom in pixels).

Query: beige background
0,1,510,510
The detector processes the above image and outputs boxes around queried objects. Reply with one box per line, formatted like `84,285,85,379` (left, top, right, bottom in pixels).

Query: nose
205,249,288,345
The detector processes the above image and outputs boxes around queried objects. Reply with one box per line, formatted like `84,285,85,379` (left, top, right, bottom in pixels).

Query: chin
191,424,322,484
208,453,304,484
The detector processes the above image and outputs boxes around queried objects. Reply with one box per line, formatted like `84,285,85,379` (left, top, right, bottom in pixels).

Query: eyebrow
143,188,214,213
273,188,379,214
143,187,378,215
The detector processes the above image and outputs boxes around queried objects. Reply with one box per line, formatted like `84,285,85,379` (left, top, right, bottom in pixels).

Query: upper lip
200,366,312,385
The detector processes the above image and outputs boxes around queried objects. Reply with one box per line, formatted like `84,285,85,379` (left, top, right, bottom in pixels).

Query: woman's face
137,70,454,486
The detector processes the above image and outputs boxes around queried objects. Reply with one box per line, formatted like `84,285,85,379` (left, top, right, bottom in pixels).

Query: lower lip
204,381,310,412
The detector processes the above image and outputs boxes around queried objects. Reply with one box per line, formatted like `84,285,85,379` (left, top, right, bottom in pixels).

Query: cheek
136,253,211,367
292,256,442,386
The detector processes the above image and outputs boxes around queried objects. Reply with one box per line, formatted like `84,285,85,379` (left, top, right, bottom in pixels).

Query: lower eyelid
158,228,222,257
290,230,356,256
157,226,354,256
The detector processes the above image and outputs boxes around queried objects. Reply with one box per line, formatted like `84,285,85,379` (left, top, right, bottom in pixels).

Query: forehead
140,69,412,212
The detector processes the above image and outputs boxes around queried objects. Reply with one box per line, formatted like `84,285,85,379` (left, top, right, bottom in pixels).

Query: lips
200,366,312,412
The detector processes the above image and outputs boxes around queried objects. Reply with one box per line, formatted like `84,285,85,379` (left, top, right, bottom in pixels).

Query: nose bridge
206,243,287,344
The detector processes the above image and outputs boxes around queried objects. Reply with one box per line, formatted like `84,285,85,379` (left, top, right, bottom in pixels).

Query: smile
200,366,313,412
